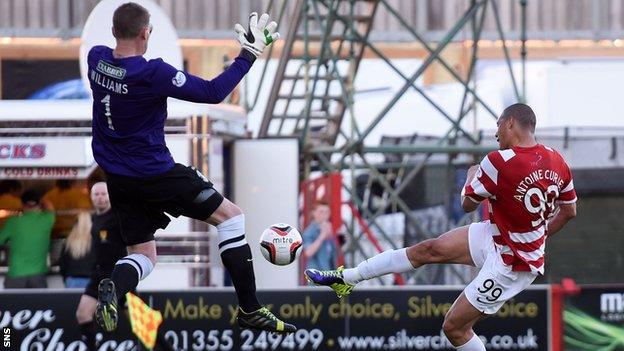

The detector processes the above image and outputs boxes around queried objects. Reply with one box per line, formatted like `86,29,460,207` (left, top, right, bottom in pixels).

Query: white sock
342,248,414,285
456,334,486,351
217,214,247,253
117,253,154,280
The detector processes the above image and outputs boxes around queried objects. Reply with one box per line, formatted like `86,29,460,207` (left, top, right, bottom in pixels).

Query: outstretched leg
305,225,473,295
207,199,260,312
207,198,296,333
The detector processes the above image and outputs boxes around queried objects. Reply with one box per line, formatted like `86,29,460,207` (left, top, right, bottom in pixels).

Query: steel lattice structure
250,0,527,285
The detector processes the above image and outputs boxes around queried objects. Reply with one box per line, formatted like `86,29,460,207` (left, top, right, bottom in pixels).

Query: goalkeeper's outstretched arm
151,12,279,104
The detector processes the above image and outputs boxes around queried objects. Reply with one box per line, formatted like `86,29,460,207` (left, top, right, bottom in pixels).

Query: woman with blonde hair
59,211,95,288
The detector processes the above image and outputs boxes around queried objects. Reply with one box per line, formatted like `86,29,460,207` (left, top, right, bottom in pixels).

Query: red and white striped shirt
463,144,577,274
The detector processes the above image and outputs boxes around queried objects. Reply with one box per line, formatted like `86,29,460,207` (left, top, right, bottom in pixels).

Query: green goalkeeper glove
235,12,280,59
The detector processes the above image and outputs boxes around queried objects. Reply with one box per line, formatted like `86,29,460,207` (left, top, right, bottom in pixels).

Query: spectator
0,189,55,289
44,180,92,239
0,180,22,229
74,182,130,350
59,212,95,288
302,202,337,272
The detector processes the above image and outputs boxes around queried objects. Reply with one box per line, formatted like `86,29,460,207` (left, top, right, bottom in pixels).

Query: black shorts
106,163,224,245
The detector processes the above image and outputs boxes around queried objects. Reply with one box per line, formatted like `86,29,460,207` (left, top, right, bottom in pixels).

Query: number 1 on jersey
101,94,114,130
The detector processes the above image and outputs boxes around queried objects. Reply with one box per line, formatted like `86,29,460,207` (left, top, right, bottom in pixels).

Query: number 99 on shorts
164,328,324,351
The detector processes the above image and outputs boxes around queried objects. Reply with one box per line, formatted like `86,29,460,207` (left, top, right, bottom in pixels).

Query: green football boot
304,266,355,298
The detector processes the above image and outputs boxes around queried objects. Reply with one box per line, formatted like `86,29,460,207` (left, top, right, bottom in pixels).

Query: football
259,223,303,266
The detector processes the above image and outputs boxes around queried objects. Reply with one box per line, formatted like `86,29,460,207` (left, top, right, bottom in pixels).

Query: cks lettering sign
0,144,46,159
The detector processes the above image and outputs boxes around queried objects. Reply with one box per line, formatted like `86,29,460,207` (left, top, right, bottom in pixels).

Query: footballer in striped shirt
305,103,577,351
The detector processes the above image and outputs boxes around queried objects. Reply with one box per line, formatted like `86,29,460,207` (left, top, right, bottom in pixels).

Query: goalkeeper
86,2,295,334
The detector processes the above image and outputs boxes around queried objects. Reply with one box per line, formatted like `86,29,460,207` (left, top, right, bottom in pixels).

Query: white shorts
464,221,537,314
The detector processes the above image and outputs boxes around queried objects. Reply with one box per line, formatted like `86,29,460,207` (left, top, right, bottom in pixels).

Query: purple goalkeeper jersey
87,45,251,177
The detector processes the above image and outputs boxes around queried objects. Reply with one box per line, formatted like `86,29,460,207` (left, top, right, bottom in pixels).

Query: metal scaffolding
253,0,527,285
